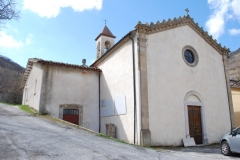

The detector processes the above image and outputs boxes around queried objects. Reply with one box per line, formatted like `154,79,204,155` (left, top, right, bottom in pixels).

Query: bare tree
0,67,8,92
0,66,23,103
0,0,19,23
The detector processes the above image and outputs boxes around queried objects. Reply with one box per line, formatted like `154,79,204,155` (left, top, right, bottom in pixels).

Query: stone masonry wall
228,48,240,80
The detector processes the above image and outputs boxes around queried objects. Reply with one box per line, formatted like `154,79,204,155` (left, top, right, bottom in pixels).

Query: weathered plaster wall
22,63,43,111
147,25,231,146
40,65,99,132
231,87,240,127
97,39,135,144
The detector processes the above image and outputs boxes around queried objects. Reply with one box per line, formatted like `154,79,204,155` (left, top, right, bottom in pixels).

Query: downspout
222,53,233,130
129,33,136,145
99,73,101,133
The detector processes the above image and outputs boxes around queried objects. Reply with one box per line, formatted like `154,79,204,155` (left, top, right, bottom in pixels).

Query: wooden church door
188,106,203,144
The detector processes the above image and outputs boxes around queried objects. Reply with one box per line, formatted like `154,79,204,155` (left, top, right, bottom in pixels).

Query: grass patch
0,102,36,115
18,105,36,115
97,133,128,144
97,133,113,139
145,146,157,150
97,133,156,149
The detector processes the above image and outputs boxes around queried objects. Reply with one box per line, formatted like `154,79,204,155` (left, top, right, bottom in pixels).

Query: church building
21,13,235,146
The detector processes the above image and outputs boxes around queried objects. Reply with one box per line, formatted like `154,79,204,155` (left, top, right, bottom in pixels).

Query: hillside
228,48,240,81
0,55,24,72
0,55,24,104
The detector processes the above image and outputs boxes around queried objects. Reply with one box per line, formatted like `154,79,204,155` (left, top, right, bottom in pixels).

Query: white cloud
0,32,34,48
0,32,23,48
26,33,34,45
23,0,103,18
229,28,240,35
231,0,240,20
206,0,240,39
205,0,229,39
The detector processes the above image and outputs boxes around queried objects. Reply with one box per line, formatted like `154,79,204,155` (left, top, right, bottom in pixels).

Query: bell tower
95,25,116,59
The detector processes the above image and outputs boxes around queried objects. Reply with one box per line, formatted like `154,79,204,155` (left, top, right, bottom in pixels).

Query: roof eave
95,33,116,41
20,58,102,89
91,30,136,67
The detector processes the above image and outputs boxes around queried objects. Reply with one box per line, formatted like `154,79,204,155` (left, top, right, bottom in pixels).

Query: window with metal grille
184,50,194,64
63,109,79,115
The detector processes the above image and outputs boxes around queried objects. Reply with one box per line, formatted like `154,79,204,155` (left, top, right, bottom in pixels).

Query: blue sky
0,0,240,67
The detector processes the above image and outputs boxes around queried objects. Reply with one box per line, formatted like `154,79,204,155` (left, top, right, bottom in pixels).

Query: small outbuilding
21,58,101,132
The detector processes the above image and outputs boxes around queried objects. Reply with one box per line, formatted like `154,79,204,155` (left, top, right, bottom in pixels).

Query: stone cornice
135,15,230,55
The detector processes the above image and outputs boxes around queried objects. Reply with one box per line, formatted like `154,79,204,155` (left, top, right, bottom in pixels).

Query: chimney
82,59,86,67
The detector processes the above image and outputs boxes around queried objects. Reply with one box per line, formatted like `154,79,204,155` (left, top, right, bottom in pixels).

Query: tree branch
0,0,19,23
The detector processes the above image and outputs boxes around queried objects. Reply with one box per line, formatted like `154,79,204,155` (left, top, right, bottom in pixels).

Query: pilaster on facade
137,31,151,146
222,53,236,129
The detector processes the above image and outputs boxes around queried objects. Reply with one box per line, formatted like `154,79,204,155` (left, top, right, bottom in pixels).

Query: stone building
21,59,101,132
228,48,240,80
21,14,235,146
230,80,240,127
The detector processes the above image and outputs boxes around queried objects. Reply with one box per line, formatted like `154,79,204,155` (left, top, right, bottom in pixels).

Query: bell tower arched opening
104,40,111,53
95,25,116,59
97,42,100,59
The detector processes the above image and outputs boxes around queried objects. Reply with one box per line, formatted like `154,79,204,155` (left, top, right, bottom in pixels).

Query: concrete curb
14,104,99,134
42,115,99,135
41,115,134,145
16,104,133,146
44,114,136,145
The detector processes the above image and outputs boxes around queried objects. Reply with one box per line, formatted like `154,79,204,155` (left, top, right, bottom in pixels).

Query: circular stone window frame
182,45,199,67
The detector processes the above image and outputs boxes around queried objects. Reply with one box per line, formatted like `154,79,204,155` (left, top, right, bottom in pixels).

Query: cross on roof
103,19,108,25
185,8,189,16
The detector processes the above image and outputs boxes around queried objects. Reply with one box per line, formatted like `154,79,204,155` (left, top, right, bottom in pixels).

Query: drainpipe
222,53,234,130
99,73,101,133
129,33,136,145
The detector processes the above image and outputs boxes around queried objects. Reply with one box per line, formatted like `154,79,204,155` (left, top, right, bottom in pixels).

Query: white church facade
21,14,235,146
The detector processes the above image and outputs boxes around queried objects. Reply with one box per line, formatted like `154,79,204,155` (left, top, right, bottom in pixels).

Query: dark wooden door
188,106,202,144
63,109,79,125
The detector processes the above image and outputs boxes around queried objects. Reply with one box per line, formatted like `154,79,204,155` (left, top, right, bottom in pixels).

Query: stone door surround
184,91,208,144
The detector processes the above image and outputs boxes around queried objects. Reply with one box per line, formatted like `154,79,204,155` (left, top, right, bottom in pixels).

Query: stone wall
41,65,100,132
22,63,43,111
228,48,240,80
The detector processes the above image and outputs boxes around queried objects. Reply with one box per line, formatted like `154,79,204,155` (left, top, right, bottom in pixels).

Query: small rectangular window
63,109,79,115
25,88,28,101
34,79,37,95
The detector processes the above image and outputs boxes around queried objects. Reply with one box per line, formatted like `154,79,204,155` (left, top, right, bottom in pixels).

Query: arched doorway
184,91,208,144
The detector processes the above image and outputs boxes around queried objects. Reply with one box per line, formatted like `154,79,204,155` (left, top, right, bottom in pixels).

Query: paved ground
156,145,240,159
0,103,239,160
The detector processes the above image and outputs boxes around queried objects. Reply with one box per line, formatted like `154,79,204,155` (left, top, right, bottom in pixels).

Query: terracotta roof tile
95,25,116,40
20,58,101,89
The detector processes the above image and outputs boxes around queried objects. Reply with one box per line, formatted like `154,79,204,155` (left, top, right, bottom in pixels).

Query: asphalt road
0,103,239,160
